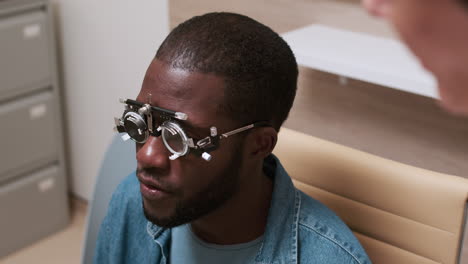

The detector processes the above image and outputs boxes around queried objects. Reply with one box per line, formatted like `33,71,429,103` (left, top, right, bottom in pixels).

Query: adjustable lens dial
123,111,148,143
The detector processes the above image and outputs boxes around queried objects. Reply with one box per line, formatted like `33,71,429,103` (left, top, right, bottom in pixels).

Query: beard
142,144,243,228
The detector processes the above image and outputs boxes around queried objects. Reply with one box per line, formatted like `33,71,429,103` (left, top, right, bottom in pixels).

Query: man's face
363,0,468,115
135,59,245,227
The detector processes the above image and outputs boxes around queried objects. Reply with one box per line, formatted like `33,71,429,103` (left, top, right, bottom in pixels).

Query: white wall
52,0,169,200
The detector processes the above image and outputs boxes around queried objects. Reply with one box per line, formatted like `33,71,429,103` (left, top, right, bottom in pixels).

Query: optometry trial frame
114,98,269,162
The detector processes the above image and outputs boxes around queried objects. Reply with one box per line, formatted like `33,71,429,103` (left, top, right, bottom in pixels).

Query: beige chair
273,128,468,264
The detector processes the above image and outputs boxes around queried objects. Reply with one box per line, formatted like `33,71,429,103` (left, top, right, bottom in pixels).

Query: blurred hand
362,0,468,115
362,0,393,17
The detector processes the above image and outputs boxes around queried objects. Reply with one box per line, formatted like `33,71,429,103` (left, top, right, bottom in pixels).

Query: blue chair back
81,135,136,264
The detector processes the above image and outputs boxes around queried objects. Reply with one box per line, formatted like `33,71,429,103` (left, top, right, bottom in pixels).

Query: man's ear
246,127,278,159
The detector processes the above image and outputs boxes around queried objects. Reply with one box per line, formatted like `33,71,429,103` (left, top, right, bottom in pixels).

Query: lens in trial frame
123,112,148,143
160,121,190,156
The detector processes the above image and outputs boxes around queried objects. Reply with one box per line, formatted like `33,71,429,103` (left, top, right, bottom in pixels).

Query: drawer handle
23,24,41,39
29,104,47,120
38,177,55,193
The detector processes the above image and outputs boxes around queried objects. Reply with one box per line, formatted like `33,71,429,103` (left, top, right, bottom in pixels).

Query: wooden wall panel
170,0,395,37
287,68,468,177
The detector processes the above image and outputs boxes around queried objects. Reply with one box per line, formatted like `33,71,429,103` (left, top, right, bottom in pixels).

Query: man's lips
136,172,176,198
139,178,169,190
140,184,171,201
138,177,171,192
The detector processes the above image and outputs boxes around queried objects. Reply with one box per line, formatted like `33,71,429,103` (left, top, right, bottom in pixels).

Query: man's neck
189,166,273,245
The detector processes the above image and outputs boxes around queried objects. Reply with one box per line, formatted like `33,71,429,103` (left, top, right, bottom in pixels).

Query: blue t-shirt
94,155,372,264
170,224,263,264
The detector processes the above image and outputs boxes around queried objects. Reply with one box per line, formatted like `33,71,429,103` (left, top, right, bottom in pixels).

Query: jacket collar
254,155,300,264
147,222,170,261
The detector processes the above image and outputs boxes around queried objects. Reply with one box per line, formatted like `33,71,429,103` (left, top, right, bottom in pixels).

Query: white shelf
282,24,438,99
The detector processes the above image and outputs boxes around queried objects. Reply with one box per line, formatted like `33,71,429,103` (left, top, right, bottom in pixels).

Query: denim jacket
94,155,371,264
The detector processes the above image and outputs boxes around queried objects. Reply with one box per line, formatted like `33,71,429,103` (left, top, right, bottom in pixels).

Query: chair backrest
81,129,468,264
81,135,136,264
273,128,468,264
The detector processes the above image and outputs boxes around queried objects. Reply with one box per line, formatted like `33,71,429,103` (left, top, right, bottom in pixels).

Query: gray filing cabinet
0,0,69,257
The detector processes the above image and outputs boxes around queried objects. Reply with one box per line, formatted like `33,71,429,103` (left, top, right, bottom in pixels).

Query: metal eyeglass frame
114,98,269,161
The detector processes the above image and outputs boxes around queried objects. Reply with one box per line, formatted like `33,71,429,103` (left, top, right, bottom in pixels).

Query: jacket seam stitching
298,222,362,264
291,189,301,264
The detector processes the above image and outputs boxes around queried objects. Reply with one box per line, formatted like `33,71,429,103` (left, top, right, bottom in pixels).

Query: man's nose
136,136,170,170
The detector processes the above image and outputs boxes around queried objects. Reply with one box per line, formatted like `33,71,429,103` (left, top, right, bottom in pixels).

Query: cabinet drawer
0,91,58,182
0,164,69,257
0,9,51,100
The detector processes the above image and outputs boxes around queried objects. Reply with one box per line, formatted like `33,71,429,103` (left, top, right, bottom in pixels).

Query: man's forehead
139,60,224,101
140,61,191,100
136,59,227,127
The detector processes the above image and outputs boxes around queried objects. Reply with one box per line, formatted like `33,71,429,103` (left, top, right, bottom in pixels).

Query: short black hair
155,12,298,131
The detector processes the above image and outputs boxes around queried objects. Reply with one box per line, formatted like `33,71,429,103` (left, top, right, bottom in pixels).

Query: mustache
136,168,177,192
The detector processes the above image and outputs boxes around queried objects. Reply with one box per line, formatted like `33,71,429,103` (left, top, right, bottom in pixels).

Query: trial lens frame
114,98,268,161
